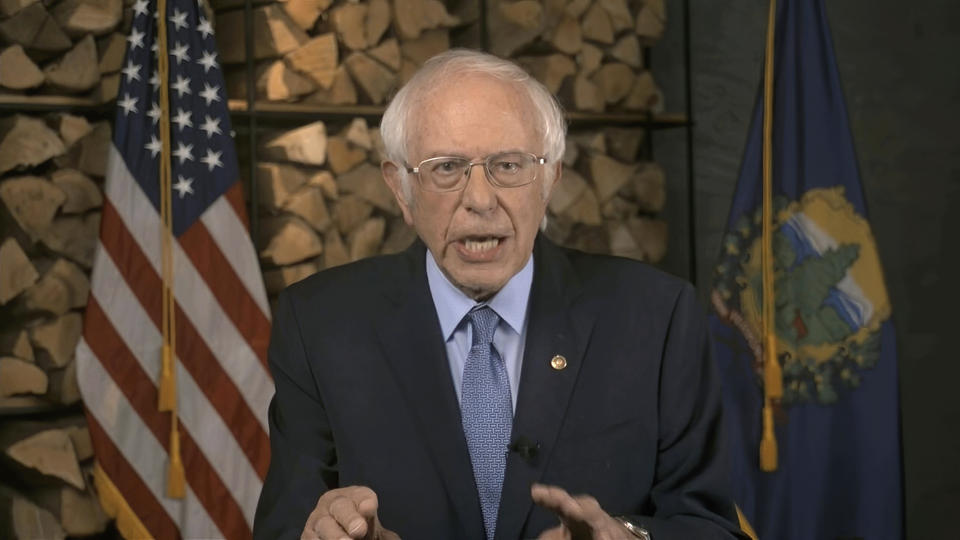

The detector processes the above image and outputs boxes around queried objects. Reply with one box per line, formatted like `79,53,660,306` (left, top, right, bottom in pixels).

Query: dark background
649,0,960,537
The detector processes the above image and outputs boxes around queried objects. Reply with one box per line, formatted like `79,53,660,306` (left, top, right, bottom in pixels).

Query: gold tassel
157,344,176,411
763,335,782,400
760,404,778,471
166,427,186,499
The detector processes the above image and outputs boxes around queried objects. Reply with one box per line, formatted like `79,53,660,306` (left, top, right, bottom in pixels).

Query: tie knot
467,305,499,348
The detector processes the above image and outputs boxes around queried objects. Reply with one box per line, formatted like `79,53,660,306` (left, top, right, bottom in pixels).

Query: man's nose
461,162,497,213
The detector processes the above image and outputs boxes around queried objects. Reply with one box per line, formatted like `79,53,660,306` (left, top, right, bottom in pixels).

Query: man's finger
313,514,352,540
328,496,368,538
531,483,586,522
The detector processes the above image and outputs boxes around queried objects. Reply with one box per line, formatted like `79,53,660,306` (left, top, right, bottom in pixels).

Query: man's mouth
463,237,501,252
453,235,506,261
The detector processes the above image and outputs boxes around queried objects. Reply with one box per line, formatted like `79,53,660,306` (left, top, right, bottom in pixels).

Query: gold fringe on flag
759,0,780,473
92,463,154,539
155,0,185,497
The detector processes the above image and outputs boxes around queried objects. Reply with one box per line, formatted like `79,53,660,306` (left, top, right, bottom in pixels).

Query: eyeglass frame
404,152,548,192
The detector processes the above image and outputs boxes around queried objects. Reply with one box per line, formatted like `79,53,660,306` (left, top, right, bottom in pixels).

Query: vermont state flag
708,1,904,538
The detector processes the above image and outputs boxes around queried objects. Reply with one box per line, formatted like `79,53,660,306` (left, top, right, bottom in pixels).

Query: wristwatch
614,516,652,539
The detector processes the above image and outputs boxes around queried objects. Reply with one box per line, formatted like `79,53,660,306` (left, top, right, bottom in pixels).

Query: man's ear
381,161,414,225
544,161,563,202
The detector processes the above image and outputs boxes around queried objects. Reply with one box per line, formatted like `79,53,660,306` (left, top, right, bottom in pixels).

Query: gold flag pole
759,0,782,473
155,0,185,497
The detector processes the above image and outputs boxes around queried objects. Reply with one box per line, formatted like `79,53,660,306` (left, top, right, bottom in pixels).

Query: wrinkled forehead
405,74,543,159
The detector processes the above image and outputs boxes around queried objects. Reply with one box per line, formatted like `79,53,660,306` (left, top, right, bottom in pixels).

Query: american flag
75,0,272,537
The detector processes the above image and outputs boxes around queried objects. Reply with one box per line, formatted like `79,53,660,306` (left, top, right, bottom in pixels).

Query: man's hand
301,486,400,540
531,484,634,540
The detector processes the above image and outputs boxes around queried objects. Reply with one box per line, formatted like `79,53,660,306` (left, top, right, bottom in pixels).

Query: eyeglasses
405,152,547,192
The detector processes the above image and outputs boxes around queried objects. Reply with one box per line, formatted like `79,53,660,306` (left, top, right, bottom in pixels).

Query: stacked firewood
548,127,666,261
215,0,465,104
0,0,135,102
256,116,419,294
257,116,666,295
0,112,110,538
493,0,665,113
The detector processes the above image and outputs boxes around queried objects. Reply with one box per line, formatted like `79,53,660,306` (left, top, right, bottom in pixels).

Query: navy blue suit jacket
254,236,747,539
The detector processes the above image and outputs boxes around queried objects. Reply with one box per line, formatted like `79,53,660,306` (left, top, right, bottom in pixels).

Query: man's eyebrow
421,148,531,159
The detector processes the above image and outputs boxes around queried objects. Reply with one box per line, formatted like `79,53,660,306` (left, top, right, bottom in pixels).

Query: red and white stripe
77,146,273,539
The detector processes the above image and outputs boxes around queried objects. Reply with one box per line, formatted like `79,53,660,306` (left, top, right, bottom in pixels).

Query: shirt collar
426,250,534,341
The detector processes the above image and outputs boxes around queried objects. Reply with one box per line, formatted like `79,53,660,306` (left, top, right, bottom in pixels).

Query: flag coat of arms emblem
708,1,904,539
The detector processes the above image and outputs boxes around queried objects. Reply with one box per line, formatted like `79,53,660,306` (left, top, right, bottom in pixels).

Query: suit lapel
495,237,598,540
373,242,485,539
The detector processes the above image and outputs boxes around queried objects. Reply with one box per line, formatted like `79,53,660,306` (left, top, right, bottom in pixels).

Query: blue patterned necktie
460,305,513,540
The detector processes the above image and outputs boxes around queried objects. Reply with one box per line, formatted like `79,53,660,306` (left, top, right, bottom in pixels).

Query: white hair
380,49,567,202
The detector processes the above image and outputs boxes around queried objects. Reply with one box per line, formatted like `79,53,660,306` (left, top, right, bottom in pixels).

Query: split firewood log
0,176,66,241
96,72,120,103
303,65,358,105
333,194,373,234
581,2,613,45
47,359,80,405
368,127,387,163
260,121,328,166
22,258,90,315
547,167,589,216
43,34,101,92
520,54,575,95
548,15,582,55
326,136,367,174
576,43,603,77
392,0,458,40
263,260,318,295
345,51,396,104
598,0,632,32
217,5,309,64
50,169,102,213
635,0,666,44
96,31,126,74
54,121,110,177
51,115,92,149
29,312,82,368
5,429,85,489
627,216,667,262
0,356,48,397
0,2,71,52
368,38,401,71
399,28,449,66
58,485,109,536
0,237,39,304
600,195,639,221
366,0,391,46
7,496,66,540
344,118,372,150
257,59,317,101
629,162,666,213
348,216,385,261
285,33,338,89
283,185,332,232
50,0,121,37
487,0,543,57
381,218,416,254
0,0,38,17
0,329,34,363
337,162,398,215
0,116,66,175
0,44,44,90
571,131,606,155
560,185,602,226
592,62,635,104
308,170,338,199
564,0,591,18
608,221,641,259
589,153,635,202
572,75,603,113
64,426,92,461
258,215,324,265
623,71,661,111
257,162,309,208
38,212,100,268
604,127,644,162
322,229,350,269
610,34,642,68
282,0,331,30
331,3,368,51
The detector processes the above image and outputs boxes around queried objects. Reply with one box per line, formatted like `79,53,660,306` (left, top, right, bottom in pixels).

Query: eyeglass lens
420,152,538,191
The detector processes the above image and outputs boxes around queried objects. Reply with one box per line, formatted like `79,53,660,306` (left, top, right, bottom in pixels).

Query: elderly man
254,50,747,540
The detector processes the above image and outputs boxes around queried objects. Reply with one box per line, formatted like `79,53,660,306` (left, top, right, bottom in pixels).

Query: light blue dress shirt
426,252,533,412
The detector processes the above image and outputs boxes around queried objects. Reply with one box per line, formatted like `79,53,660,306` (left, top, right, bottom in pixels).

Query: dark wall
651,1,960,537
